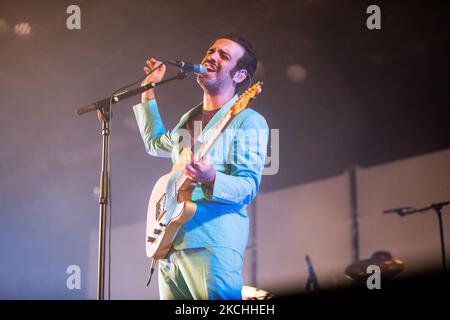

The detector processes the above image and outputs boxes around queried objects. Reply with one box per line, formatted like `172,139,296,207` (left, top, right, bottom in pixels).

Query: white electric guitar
145,82,263,259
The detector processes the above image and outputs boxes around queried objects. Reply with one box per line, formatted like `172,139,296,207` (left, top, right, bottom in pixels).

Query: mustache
203,60,219,71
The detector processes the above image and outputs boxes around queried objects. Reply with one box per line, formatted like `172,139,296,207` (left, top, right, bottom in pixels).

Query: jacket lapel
170,95,238,162
196,94,238,143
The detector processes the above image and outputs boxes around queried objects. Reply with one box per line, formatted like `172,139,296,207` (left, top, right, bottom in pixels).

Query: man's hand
141,58,166,103
184,153,216,187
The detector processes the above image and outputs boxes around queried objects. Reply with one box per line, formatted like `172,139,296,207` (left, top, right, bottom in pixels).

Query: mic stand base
433,206,447,273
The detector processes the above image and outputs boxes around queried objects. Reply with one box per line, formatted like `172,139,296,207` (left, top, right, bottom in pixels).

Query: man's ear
233,69,248,84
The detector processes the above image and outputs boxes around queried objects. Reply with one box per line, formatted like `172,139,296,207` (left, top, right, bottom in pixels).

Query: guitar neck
173,81,262,194
175,109,233,192
195,110,233,162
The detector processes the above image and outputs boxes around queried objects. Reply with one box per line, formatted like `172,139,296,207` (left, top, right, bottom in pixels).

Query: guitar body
146,148,197,259
144,82,263,260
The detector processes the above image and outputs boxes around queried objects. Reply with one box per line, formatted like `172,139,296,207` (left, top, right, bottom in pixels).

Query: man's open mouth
204,63,216,73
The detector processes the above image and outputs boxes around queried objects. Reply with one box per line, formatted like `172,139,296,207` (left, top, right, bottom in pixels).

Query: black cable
146,258,156,287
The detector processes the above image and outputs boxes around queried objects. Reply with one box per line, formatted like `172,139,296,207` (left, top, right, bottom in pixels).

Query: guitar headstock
231,81,263,116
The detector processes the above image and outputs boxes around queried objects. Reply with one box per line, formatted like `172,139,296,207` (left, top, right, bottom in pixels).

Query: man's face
197,38,245,94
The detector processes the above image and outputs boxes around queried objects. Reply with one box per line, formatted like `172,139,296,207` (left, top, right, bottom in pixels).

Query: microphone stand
383,201,450,273
76,71,188,300
76,72,188,116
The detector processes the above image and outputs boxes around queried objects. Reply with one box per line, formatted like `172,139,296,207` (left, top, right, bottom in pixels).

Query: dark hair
216,33,257,91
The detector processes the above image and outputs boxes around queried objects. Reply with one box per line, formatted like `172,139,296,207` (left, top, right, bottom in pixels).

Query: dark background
0,0,449,298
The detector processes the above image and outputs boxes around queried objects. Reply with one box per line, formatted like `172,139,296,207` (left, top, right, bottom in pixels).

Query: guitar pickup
154,229,162,235
147,236,156,243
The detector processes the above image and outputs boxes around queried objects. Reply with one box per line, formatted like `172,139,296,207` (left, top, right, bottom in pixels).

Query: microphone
168,60,207,75
383,207,415,214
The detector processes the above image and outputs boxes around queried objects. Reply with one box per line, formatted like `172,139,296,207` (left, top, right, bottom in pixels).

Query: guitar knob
159,222,166,227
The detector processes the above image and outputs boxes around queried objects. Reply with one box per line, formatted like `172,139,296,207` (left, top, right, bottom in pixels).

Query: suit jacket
133,95,269,257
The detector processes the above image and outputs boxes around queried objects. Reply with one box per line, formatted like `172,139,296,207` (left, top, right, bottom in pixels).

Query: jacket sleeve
133,99,174,158
206,111,269,206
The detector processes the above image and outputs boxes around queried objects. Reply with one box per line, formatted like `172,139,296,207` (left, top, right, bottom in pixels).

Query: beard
197,73,231,96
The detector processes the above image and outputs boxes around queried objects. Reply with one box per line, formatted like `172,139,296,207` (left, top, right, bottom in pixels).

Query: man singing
133,34,269,300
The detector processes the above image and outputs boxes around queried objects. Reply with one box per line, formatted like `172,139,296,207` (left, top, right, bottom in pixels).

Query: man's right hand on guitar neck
141,58,166,103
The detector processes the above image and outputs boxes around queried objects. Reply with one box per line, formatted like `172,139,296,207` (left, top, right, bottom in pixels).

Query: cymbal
345,258,404,281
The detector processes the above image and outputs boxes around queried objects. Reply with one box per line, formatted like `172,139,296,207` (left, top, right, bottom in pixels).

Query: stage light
242,285,273,300
93,186,100,197
0,19,10,36
14,22,31,36
286,63,308,83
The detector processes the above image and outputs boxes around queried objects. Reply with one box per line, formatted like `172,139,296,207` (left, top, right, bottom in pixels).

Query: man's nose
207,52,219,63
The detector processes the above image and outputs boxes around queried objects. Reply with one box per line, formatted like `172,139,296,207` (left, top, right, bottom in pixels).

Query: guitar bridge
155,193,167,221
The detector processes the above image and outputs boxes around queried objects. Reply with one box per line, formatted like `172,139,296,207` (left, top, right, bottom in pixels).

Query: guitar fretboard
174,108,234,192
173,81,262,193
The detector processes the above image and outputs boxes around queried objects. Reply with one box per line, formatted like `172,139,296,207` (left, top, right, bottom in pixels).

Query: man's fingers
184,167,197,181
146,58,164,68
201,155,212,165
144,66,151,74
185,155,211,171
185,164,199,174
191,162,206,172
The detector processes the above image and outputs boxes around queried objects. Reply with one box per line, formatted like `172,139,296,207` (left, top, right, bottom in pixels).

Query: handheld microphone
168,60,207,75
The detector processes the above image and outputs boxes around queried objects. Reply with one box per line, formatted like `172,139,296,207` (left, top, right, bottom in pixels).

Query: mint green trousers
158,247,243,300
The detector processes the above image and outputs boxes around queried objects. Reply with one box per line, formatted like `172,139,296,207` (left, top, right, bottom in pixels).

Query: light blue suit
133,95,269,299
